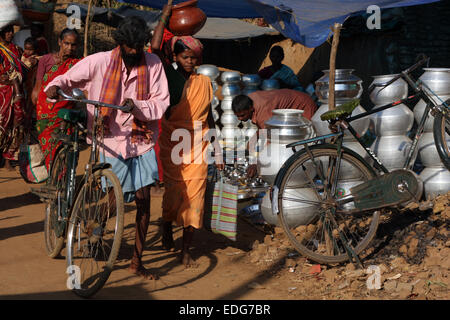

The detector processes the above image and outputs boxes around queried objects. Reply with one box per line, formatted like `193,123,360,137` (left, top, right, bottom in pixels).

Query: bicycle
270,55,450,266
32,88,130,297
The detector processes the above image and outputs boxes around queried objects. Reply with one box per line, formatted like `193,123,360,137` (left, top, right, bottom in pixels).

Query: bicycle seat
320,99,360,121
57,108,86,124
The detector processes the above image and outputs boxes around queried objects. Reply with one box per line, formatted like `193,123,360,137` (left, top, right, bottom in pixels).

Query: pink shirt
45,50,170,159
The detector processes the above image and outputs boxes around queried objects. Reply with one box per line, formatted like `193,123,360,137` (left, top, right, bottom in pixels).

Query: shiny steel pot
370,135,413,170
264,109,315,144
261,79,280,90
196,64,220,81
315,69,363,103
336,179,365,210
419,167,450,199
369,74,408,105
242,74,261,87
221,83,241,97
414,95,450,132
261,188,319,227
220,112,239,126
371,103,414,136
221,126,243,140
311,104,370,139
221,71,241,84
211,96,220,109
418,131,450,167
220,98,233,110
418,68,450,96
258,142,313,185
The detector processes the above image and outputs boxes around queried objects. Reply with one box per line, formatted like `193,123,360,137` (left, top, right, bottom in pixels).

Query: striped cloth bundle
211,174,238,241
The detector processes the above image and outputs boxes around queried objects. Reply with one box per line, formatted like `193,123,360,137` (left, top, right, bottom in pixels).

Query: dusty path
0,149,448,300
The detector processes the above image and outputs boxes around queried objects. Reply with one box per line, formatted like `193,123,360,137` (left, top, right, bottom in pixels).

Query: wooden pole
84,0,94,57
328,23,342,110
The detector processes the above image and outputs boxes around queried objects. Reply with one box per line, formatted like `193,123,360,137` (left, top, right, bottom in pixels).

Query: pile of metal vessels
414,68,450,198
197,64,450,228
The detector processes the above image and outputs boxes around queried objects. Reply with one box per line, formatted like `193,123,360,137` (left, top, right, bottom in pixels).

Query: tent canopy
56,3,276,40
118,0,439,47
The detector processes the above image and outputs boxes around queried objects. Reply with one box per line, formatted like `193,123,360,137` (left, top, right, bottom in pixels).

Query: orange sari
159,73,213,229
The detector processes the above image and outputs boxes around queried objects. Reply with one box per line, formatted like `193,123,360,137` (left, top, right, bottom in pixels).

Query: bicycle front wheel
66,168,124,298
44,147,67,258
275,144,380,264
433,103,450,171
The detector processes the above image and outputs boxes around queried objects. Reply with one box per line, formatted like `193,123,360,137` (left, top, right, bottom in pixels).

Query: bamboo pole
84,0,95,57
328,23,342,110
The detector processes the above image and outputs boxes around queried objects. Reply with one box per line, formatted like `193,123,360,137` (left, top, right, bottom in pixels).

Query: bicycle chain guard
350,169,420,211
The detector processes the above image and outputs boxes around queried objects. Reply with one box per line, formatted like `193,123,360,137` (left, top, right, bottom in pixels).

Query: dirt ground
0,148,449,301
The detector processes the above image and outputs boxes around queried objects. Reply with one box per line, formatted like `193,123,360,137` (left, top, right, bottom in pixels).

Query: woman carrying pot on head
0,23,26,170
151,3,224,268
34,28,81,170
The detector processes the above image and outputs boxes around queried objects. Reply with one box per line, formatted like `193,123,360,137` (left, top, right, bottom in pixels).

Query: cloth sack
18,133,48,183
211,172,238,241
0,0,23,30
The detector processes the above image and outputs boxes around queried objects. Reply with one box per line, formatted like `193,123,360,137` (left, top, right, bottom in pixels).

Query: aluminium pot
260,188,319,227
196,64,220,81
419,167,450,199
371,103,414,136
370,135,413,170
264,109,315,144
221,71,241,84
315,69,363,103
369,74,408,105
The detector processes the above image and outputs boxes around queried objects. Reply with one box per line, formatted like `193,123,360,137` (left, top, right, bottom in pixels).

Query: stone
383,280,398,292
285,258,297,268
407,238,419,259
338,281,349,290
264,234,273,244
345,263,356,272
247,282,265,289
425,228,437,241
399,244,408,255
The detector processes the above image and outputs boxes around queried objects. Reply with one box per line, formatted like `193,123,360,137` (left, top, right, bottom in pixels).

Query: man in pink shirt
46,17,170,280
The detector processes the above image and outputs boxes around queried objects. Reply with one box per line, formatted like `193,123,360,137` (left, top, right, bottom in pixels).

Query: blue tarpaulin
118,0,440,47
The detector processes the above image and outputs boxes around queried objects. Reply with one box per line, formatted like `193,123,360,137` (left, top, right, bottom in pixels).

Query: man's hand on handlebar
120,98,136,113
46,85,60,100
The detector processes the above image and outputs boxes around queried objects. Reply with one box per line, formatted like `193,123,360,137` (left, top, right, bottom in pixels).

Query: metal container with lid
418,68,450,95
196,64,220,81
261,79,280,91
264,109,315,144
369,74,408,105
315,69,363,103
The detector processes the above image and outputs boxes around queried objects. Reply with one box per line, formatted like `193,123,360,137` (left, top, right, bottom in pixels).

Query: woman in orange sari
35,29,80,170
0,24,26,170
152,4,223,267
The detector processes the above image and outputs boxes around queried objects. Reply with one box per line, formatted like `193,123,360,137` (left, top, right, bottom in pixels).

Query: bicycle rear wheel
44,147,67,258
66,168,124,298
433,103,450,171
275,144,380,264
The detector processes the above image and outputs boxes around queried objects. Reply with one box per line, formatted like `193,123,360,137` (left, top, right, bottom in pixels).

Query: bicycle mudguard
350,169,420,211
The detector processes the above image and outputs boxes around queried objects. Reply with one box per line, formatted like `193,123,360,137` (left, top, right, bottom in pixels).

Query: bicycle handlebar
57,89,133,113
368,54,430,93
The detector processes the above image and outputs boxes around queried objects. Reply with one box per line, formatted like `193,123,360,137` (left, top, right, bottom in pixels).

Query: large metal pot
221,83,241,97
418,131,450,167
370,135,413,170
258,142,314,185
414,95,450,132
261,79,280,91
371,103,414,136
315,69,363,103
264,109,315,144
418,68,450,96
221,71,241,84
311,103,370,140
242,74,261,87
261,188,319,227
220,98,233,111
419,167,450,199
196,64,220,81
220,112,239,127
369,74,408,105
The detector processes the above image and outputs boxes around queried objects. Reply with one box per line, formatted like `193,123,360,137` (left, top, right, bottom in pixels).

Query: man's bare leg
128,185,158,280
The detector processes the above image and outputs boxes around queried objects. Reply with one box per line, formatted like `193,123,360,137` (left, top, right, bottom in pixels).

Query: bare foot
180,251,198,268
161,222,175,252
128,264,158,280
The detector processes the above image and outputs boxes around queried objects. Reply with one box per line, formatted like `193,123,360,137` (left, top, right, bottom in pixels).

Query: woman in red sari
0,24,26,170
35,29,80,170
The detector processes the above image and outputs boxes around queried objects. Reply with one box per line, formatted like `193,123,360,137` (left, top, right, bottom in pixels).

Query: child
21,37,40,69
